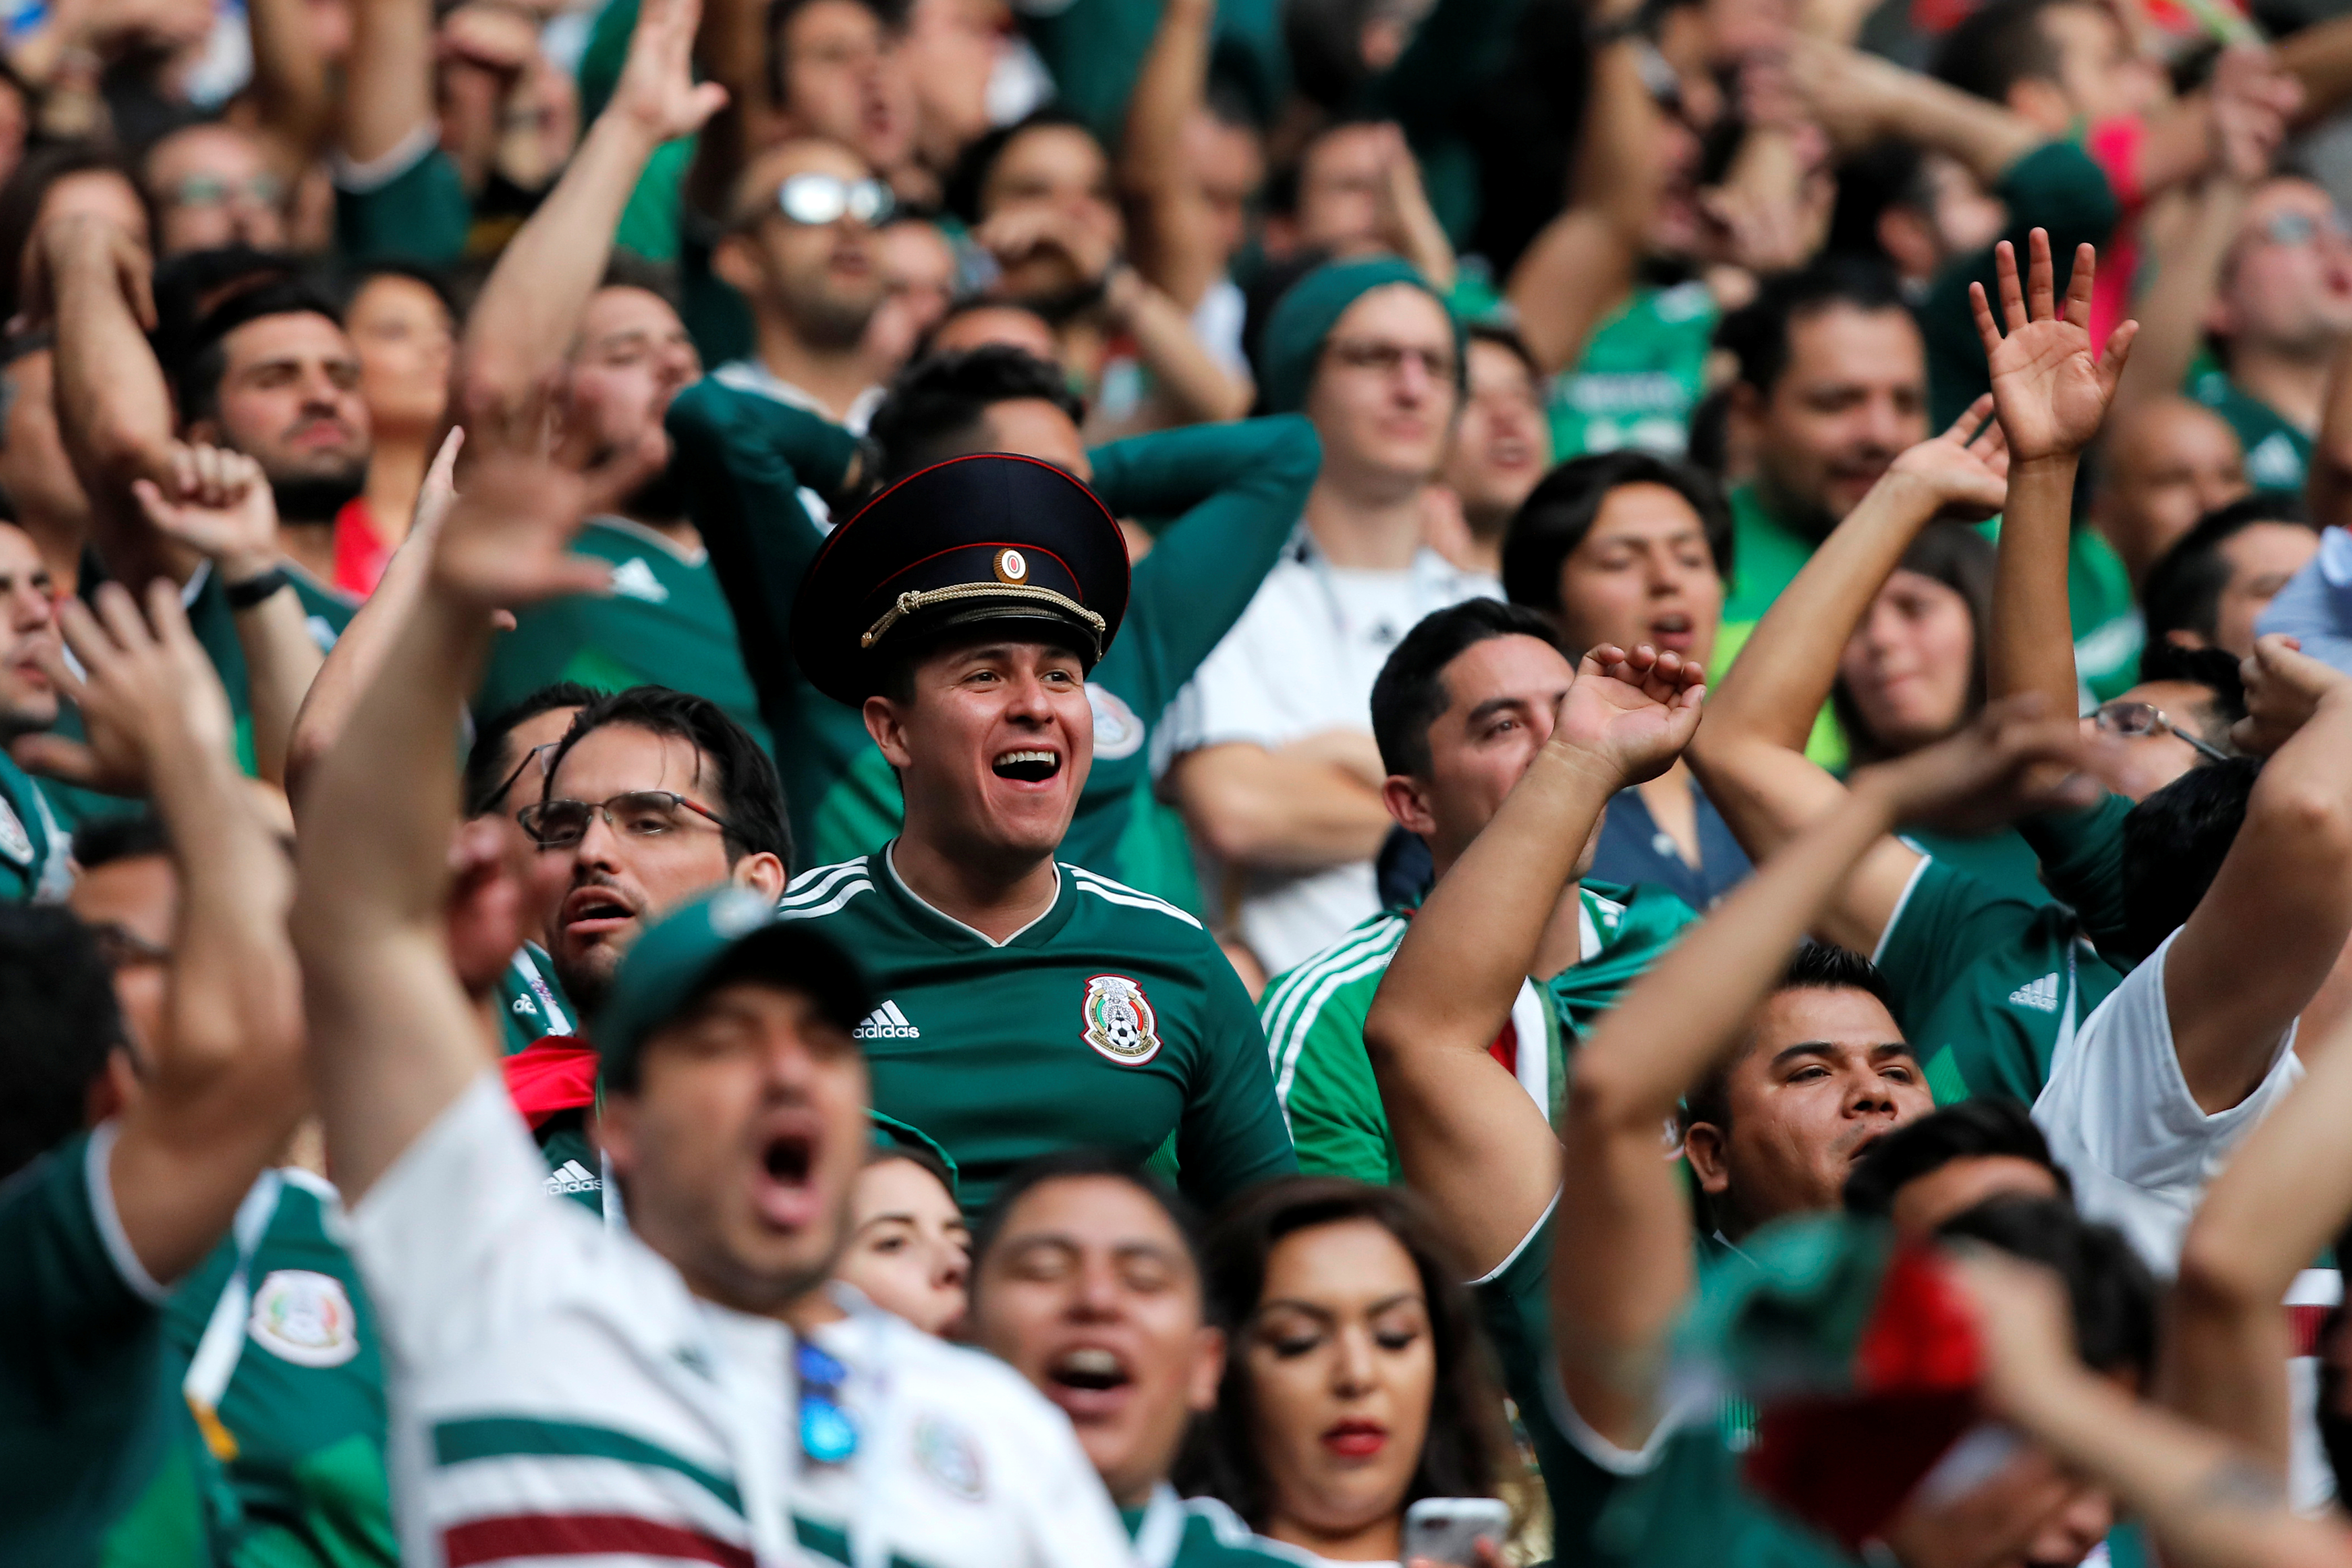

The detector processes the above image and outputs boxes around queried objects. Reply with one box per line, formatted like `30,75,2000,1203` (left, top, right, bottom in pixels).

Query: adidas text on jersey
854,1001,921,1040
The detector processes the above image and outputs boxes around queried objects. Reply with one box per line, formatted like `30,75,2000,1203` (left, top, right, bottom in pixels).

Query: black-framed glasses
484,740,558,817
517,790,731,849
797,1340,858,1464
2094,700,2231,764
776,172,894,228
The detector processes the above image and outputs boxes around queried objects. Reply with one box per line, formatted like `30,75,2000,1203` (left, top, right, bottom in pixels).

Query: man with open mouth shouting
779,452,1297,1215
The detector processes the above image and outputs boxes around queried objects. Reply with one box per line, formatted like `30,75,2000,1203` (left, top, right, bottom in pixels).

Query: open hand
606,0,728,145
1854,693,2104,832
2233,633,2349,756
1970,230,2136,465
12,580,236,796
132,444,280,580
1553,642,1706,787
2208,46,2300,184
1886,394,2009,523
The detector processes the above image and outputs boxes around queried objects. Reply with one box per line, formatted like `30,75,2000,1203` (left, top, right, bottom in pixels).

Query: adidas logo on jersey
608,557,671,603
544,1159,601,1195
2007,973,2061,1013
854,1000,920,1039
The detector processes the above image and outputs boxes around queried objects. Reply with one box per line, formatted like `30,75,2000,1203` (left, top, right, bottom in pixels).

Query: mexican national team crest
247,1269,361,1368
1082,974,1161,1064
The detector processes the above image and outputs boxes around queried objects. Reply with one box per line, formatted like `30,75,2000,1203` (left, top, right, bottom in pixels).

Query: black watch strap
224,566,291,610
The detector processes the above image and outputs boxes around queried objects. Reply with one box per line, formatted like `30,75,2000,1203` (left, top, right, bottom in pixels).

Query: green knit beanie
1256,255,1465,415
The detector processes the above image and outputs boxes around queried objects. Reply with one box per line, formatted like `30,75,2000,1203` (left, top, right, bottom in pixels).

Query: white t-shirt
350,1074,1129,1568
1155,528,1498,974
2031,926,2304,1274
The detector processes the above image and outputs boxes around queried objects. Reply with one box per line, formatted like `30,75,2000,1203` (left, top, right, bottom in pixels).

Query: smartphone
1401,1496,1510,1568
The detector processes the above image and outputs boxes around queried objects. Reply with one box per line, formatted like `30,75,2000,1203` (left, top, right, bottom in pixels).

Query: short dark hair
335,257,461,328
1177,1177,1519,1528
765,0,896,108
2119,755,2259,964
943,108,1099,227
1369,599,1562,779
1501,451,1734,622
466,681,603,818
2131,641,2248,741
542,686,792,867
1464,321,1543,386
0,905,129,1181
969,1147,1208,1292
71,811,170,870
2140,494,2317,652
1842,1097,2069,1216
1936,1196,2158,1378
1716,257,1911,396
598,252,684,312
868,346,1085,481
1932,0,2067,104
1832,524,1997,766
1684,943,1899,1136
177,274,347,427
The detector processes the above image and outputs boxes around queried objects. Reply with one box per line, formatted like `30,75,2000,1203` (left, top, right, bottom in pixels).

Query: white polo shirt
1155,528,1497,974
351,1074,1135,1568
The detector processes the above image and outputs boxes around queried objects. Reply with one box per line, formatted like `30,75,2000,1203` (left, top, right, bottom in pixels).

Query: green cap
594,887,872,1082
1256,254,1464,415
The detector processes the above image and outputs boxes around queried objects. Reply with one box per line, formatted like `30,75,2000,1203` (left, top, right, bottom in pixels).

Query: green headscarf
1256,255,1465,415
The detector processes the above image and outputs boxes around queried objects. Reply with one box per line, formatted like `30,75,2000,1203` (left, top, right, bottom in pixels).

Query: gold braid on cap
859,583,1109,649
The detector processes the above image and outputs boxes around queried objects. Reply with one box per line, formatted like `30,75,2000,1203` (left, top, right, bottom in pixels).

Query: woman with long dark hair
1180,1178,1517,1564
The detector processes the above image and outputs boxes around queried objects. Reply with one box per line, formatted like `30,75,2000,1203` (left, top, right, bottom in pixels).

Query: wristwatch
224,566,291,610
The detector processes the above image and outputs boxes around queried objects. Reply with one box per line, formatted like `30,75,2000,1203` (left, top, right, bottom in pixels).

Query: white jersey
1155,530,1497,974
350,1074,1131,1568
796,1292,1136,1568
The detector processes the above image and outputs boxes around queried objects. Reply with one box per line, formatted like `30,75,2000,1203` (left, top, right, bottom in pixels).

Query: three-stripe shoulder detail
1064,865,1203,929
776,857,873,920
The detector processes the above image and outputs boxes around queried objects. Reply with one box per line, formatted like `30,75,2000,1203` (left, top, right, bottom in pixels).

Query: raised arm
40,217,184,592
245,0,334,175
683,0,779,219
294,426,612,1201
1365,644,1705,1279
1553,696,2096,1449
45,582,302,1286
341,0,437,167
466,0,726,417
2162,650,2352,1112
1505,13,1659,377
1119,0,1222,312
2166,948,2352,1478
1960,1250,2352,1568
1973,232,2136,718
1684,407,2008,951
1792,37,2041,192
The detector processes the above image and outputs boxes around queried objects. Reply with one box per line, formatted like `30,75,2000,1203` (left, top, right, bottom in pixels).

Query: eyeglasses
483,741,557,817
166,173,286,210
1325,338,1456,383
517,790,731,849
775,172,894,229
88,922,170,970
2094,701,2232,764
797,1340,858,1464
2256,208,2352,248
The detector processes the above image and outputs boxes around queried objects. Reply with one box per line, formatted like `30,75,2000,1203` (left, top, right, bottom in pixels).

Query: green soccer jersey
1262,880,1697,1184
2069,525,2143,705
332,141,472,266
1548,281,1720,461
473,516,773,755
0,746,71,903
1124,1487,1314,1568
671,376,1323,894
1476,1222,1854,1568
2191,368,2313,494
774,849,1297,1213
166,1172,395,1568
0,1130,175,1568
496,943,576,1056
1874,855,2125,1107
174,562,355,778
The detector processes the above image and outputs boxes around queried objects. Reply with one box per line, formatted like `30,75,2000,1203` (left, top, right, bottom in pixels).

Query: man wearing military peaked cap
791,453,1133,705
778,450,1295,1216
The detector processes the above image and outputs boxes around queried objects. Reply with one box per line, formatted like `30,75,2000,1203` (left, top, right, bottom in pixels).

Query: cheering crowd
14,0,2352,1556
